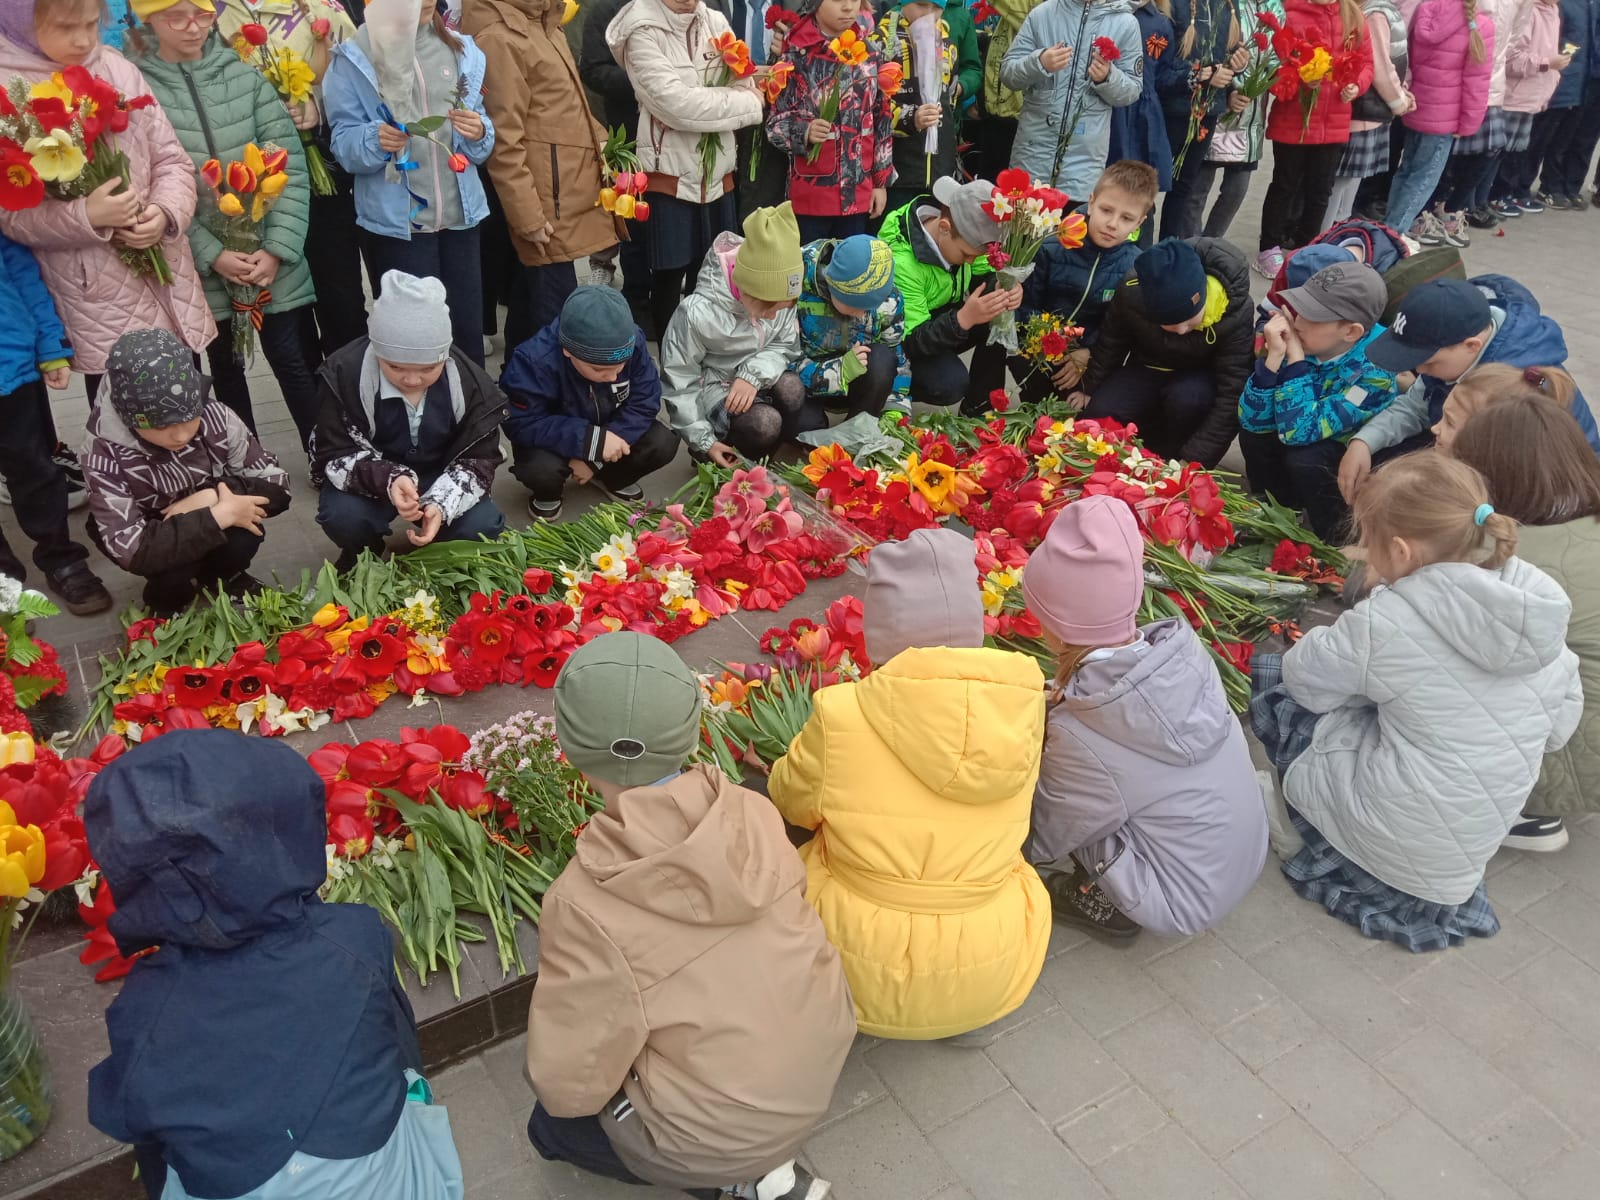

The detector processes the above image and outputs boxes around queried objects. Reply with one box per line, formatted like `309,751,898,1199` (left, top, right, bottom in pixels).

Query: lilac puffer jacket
1402,0,1496,135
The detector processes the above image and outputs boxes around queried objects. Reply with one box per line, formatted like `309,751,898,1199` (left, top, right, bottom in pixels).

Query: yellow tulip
28,73,73,105
0,819,45,899
312,603,345,628
561,0,578,22
259,172,289,197
244,143,266,177
25,129,86,184
0,733,35,768
217,192,245,217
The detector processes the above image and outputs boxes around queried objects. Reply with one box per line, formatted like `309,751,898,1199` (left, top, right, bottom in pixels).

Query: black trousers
1541,94,1600,198
813,343,901,417
91,519,263,615
1260,143,1346,251
1160,111,1219,240
1239,430,1351,542
305,181,369,356
906,318,1008,416
205,306,321,448
1081,364,1217,462
0,380,89,580
526,1103,721,1200
359,226,485,366
478,173,517,338
511,420,681,501
504,260,579,360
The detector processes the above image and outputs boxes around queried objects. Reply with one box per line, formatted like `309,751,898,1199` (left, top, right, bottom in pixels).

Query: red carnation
989,388,1012,413
1092,36,1121,61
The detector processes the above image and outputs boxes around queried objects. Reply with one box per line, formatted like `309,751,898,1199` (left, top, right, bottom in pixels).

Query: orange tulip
199,157,222,190
877,60,904,97
226,160,257,194
260,146,289,175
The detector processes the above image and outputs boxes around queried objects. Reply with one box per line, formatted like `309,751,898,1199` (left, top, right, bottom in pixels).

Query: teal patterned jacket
1238,325,1399,447
792,240,911,403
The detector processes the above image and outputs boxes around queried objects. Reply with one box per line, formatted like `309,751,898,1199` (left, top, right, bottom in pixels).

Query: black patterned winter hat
106,330,208,430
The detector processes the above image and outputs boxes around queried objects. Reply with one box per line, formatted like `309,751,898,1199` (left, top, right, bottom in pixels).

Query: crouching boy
81,330,290,616
1238,261,1398,540
526,632,855,1200
502,286,680,521
86,730,465,1199
314,272,507,569
795,234,910,419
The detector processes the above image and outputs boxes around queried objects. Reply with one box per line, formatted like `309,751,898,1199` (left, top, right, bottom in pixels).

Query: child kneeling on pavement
314,271,506,569
661,202,822,468
794,234,911,419
1024,496,1268,939
501,286,680,521
81,330,290,616
525,631,854,1200
86,730,465,1200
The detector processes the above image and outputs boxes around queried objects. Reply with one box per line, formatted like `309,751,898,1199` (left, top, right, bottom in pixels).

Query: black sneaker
1546,193,1576,210
1503,813,1569,852
600,482,645,505
334,540,382,573
1571,193,1591,211
1515,195,1545,213
46,562,112,616
528,495,563,522
1466,205,1500,229
1043,870,1141,940
729,1161,831,1200
223,572,266,600
1490,199,1521,219
51,442,84,488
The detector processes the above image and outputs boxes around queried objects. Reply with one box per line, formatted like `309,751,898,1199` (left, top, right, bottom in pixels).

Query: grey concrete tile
1250,932,1427,1063
1055,1087,1170,1168
1523,887,1600,973
1520,1144,1600,1200
1045,917,1089,958
865,1038,1010,1132
1374,1025,1523,1142
1470,1095,1573,1186
1490,1018,1600,1133
1505,947,1600,1053
1468,911,1555,981
1215,998,1322,1071
1222,1115,1382,1200
1144,936,1279,1031
966,980,1059,1042
1349,1109,1518,1200
1092,1123,1249,1200
1396,953,1530,1058
467,1164,554,1200
927,1091,1109,1200
1214,875,1317,960
984,1008,1129,1125
1036,938,1173,1039
432,1058,540,1187
1258,1036,1410,1152
480,1033,534,1110
804,1096,956,1200
1484,857,1565,914
1103,1003,1288,1157
816,1036,888,1128
1530,820,1600,902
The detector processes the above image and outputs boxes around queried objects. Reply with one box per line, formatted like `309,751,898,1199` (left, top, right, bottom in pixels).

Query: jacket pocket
793,137,840,178
550,144,562,220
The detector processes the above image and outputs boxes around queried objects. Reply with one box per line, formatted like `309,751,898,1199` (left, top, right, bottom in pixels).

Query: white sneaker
728,1161,831,1200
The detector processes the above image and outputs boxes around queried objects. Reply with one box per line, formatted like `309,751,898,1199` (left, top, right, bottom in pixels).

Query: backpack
1269,219,1413,303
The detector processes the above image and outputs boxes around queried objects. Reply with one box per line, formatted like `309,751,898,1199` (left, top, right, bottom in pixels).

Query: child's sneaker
1490,198,1521,219
1437,208,1471,247
51,442,84,487
1409,211,1447,246
599,481,645,505
1043,869,1141,940
1503,813,1569,852
528,495,564,521
1515,194,1545,213
1466,205,1499,229
1543,192,1573,210
1570,193,1590,211
727,1161,831,1200
1252,247,1285,278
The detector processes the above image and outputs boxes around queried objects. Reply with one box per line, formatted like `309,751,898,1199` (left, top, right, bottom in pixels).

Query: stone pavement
9,155,1600,1200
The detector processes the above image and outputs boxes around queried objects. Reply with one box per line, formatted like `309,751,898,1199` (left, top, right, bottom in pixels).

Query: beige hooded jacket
525,765,855,1188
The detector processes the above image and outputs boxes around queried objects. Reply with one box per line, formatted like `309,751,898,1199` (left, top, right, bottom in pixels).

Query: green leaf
406,115,447,133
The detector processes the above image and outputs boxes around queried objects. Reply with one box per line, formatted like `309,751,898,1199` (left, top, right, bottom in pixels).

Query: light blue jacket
1000,0,1144,198
0,230,71,396
323,33,495,239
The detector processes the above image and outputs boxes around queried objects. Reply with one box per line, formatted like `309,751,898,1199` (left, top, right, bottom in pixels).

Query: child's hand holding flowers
448,108,484,142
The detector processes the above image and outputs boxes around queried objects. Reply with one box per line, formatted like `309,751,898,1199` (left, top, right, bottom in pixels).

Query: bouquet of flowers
1223,11,1283,127
1020,312,1085,376
231,23,336,196
699,32,758,189
599,126,650,222
979,167,1070,351
1268,18,1364,141
807,28,870,164
0,69,170,283
197,143,292,359
1049,35,1122,183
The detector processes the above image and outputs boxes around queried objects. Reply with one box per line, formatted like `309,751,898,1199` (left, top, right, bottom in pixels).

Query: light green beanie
732,201,804,303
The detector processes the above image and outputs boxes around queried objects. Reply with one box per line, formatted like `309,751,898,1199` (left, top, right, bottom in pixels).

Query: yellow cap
131,0,216,21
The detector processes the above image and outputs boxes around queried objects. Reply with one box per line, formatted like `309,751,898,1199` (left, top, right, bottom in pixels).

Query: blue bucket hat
821,235,897,311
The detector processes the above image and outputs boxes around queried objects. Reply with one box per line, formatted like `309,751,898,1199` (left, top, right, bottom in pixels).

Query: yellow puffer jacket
767,646,1051,1040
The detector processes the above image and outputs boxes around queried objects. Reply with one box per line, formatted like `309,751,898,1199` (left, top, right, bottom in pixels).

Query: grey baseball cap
1280,262,1388,327
932,175,1002,249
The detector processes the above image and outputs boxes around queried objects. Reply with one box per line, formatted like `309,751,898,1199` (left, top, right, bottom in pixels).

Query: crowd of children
3,0,1600,1192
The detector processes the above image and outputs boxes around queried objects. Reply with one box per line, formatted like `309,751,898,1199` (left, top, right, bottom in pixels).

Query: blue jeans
1386,130,1455,234
316,485,504,553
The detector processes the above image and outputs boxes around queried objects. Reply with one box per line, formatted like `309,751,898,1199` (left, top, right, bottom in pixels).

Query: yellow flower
263,50,316,104
0,734,34,768
561,0,579,23
312,602,346,628
828,28,869,66
218,192,245,217
1299,46,1332,84
0,803,45,899
25,129,85,184
905,451,954,508
244,142,267,177
28,73,73,105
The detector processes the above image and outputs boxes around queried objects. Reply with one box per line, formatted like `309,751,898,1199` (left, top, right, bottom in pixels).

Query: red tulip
226,160,257,194
447,153,468,173
240,22,269,45
311,16,332,37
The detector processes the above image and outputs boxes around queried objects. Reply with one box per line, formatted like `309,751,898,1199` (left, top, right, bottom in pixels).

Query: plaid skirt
1337,124,1391,181
1453,106,1507,156
1248,655,1502,954
1503,110,1536,153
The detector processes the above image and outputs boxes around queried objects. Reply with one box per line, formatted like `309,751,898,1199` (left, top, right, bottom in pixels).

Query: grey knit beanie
558,286,638,364
368,271,453,364
862,528,985,664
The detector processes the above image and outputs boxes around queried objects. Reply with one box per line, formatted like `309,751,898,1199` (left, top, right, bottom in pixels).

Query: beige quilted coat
0,39,215,375
1515,520,1600,816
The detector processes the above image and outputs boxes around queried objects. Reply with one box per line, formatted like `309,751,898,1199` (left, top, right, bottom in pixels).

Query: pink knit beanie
1021,496,1144,646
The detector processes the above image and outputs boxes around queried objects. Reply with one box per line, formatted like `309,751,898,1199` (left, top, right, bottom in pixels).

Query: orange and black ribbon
231,287,272,331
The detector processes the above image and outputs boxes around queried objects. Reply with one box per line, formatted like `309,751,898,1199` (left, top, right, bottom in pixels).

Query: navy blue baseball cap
1368,278,1492,373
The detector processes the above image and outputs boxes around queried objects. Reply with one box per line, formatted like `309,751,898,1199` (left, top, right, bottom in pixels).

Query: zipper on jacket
550,144,562,219
180,65,221,160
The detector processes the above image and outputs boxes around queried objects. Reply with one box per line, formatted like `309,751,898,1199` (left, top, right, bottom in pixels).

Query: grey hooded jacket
1030,618,1268,936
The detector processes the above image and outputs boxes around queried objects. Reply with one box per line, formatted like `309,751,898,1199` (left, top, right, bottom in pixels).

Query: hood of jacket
1059,619,1234,766
1387,557,1573,676
853,645,1045,805
1474,274,1570,370
85,730,328,953
608,0,703,47
1195,236,1252,316
576,766,804,926
694,229,748,317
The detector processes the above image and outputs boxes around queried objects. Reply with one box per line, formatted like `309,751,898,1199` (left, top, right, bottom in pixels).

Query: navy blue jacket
1020,212,1145,344
0,230,71,396
1108,3,1193,189
85,732,420,1200
1551,0,1598,107
501,321,662,463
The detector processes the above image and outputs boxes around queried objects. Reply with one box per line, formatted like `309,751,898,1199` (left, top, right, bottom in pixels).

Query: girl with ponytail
1249,450,1582,951
1381,0,1493,238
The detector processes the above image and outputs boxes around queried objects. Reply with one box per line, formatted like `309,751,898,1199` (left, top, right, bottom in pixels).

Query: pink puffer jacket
1504,0,1561,112
0,39,214,375
1403,0,1496,135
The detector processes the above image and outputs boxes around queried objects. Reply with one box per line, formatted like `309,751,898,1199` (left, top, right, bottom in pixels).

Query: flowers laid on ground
979,168,1070,351
198,142,292,357
0,69,169,282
